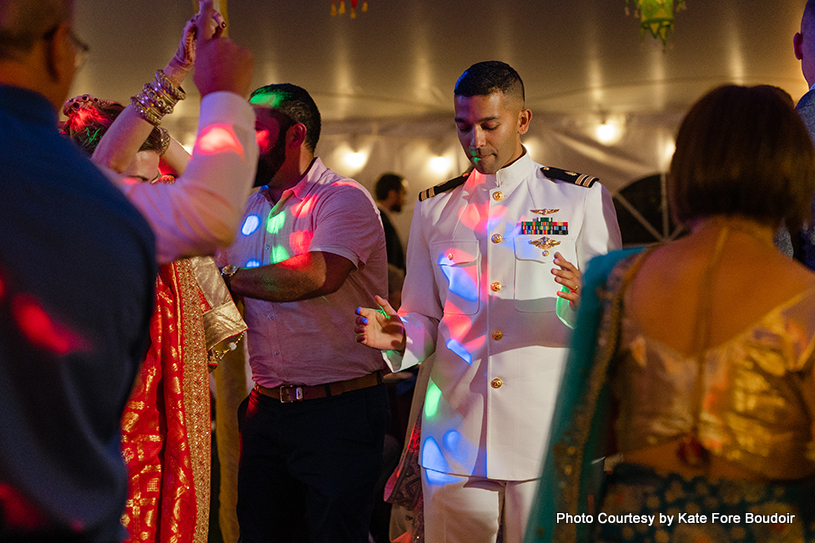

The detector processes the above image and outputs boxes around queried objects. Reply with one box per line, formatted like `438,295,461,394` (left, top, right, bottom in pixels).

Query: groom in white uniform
356,61,622,543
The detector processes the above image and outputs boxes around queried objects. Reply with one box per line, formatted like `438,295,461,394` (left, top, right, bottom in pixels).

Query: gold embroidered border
176,259,212,543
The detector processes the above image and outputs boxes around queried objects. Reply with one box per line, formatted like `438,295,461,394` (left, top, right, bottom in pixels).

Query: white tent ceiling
73,0,808,119
70,0,810,241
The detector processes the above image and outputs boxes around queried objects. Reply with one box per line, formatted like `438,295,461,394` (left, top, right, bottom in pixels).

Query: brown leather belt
253,371,383,403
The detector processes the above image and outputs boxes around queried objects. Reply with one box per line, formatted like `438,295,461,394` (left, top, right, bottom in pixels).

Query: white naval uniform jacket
386,152,622,481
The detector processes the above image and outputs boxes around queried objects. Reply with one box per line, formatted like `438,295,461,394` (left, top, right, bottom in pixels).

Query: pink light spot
12,295,90,355
459,203,484,232
66,106,105,131
292,197,316,218
196,125,246,159
0,483,48,530
446,313,473,341
255,129,271,152
289,231,313,254
442,246,477,263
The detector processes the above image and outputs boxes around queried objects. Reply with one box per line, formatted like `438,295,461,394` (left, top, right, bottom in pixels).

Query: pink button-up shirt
222,158,388,387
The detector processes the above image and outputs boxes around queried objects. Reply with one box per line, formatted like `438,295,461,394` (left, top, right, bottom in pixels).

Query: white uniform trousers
421,467,539,543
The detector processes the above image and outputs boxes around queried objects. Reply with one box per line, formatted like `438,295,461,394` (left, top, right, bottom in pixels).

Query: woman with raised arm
526,85,815,543
60,8,245,542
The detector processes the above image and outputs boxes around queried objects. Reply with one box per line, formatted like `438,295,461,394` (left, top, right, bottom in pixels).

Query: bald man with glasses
0,0,257,540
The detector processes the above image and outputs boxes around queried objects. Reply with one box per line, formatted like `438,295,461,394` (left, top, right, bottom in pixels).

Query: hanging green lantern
626,0,686,45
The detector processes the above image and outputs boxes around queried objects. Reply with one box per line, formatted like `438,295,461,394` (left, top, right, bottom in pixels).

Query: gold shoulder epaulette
418,173,468,201
541,166,598,188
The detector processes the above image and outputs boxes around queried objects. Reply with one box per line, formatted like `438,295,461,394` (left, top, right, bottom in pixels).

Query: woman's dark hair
670,85,815,230
59,96,164,156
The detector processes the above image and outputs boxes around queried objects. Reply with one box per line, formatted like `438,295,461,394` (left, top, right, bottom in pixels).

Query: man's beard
253,133,287,187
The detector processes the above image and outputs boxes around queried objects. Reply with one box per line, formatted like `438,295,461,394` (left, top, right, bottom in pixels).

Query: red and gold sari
120,257,245,543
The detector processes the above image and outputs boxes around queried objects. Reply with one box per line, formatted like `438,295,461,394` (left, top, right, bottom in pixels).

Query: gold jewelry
130,70,186,126
153,69,186,101
130,95,162,125
157,127,171,155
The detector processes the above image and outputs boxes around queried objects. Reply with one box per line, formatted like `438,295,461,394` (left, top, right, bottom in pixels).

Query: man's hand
193,0,254,98
552,252,581,310
355,295,407,352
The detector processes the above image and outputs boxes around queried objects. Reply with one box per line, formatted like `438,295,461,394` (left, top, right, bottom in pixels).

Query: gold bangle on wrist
157,127,171,155
130,95,162,125
130,69,187,126
154,69,186,101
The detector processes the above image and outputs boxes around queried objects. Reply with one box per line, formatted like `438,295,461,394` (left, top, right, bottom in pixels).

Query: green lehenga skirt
593,463,815,543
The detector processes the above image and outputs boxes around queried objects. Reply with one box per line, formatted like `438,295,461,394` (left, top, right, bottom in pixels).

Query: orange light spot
196,124,246,159
12,295,89,355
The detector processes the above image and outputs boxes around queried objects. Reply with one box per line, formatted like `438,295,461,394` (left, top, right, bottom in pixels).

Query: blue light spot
421,438,458,485
445,338,473,365
440,266,478,303
424,467,460,486
443,430,461,454
245,260,261,268
442,429,475,464
241,215,260,236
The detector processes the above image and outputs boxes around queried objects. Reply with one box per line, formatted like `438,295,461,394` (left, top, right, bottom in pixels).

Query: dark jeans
237,382,390,543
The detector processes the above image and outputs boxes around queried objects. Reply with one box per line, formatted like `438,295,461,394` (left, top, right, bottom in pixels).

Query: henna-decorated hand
165,2,226,86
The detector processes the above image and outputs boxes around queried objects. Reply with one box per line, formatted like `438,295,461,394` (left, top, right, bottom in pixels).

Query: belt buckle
279,385,304,403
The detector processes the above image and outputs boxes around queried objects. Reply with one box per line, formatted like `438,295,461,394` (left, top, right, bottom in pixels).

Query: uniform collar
468,148,535,189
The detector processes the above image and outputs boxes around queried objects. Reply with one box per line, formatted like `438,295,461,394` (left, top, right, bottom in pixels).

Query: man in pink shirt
219,83,390,543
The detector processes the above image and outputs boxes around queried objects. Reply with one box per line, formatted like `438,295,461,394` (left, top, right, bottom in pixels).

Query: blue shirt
0,85,157,541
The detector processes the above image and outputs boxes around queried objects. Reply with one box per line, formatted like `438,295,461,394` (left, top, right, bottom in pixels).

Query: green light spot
85,127,101,145
270,245,290,264
266,213,286,234
424,380,441,420
249,89,288,108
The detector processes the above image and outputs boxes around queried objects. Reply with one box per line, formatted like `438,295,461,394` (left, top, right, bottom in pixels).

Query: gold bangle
154,69,186,101
130,68,188,126
130,95,162,125
157,127,171,155
143,83,175,116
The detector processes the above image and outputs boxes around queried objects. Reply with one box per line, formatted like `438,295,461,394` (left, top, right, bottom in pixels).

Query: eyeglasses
42,25,90,70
